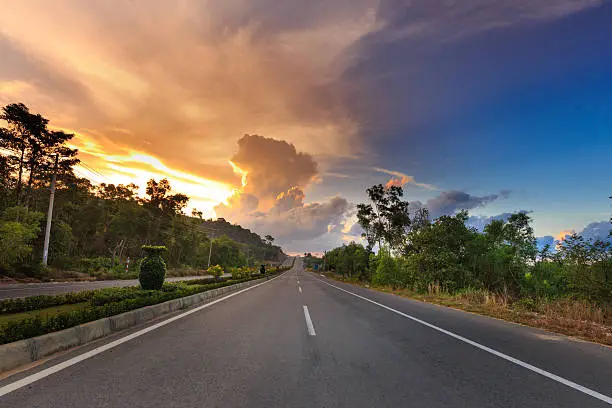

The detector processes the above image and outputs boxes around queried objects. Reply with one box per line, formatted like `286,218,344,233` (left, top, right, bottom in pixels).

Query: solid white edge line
303,305,316,336
0,272,288,398
312,275,612,405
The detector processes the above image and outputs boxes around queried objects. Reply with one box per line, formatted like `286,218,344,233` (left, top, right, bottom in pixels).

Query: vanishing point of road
0,259,610,407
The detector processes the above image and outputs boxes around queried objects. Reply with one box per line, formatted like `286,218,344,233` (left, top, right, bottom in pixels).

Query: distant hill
201,218,285,262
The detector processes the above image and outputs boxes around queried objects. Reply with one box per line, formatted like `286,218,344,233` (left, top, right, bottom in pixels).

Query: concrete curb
0,277,267,373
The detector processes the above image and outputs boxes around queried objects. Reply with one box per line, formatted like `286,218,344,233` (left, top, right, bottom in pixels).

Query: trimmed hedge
0,272,282,344
0,291,96,314
139,245,167,290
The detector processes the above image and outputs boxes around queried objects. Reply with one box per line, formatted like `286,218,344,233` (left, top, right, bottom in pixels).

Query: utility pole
322,250,326,272
207,231,215,268
42,154,58,266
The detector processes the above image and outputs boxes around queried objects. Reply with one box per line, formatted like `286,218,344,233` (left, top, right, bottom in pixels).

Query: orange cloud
555,230,574,242
385,176,411,189
374,167,437,190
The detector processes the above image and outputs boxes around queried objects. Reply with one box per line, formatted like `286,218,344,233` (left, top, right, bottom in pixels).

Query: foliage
207,264,224,280
209,236,247,269
139,245,167,290
0,275,270,344
0,207,44,270
302,253,322,269
230,266,254,279
356,184,411,252
324,242,370,280
346,184,612,305
0,291,94,314
0,102,284,279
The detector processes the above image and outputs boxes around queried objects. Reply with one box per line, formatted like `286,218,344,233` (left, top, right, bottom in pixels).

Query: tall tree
0,103,48,204
357,184,411,252
144,178,189,215
0,104,79,206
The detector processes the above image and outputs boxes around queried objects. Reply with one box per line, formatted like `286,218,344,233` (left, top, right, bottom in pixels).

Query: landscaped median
0,270,285,373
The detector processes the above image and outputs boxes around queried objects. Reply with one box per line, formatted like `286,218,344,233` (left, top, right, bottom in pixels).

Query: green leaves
357,184,411,252
139,246,167,290
0,207,44,269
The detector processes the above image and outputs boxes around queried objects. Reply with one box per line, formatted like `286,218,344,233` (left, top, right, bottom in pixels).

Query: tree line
324,184,611,304
0,103,283,278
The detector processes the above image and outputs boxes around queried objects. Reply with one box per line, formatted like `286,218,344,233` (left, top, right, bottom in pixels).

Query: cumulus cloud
251,196,349,242
0,0,381,217
213,135,350,247
578,221,612,243
273,187,306,213
231,135,317,204
537,222,610,253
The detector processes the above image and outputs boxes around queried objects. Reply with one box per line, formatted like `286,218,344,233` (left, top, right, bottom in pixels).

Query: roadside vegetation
0,103,284,282
0,264,287,344
321,184,612,344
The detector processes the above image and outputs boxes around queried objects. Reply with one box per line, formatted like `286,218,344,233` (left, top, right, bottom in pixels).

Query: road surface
0,275,230,299
0,259,610,407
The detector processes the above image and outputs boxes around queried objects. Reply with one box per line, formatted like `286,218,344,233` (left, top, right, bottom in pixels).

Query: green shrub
372,249,401,287
139,246,167,290
0,276,267,344
207,264,223,280
0,291,94,314
230,266,255,279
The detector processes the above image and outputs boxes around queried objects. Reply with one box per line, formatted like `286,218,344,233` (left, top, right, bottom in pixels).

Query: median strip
0,271,287,397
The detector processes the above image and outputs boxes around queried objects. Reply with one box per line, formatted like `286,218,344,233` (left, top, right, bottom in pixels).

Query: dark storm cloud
411,190,511,219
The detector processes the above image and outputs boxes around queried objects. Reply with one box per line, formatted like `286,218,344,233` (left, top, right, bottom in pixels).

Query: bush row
0,291,96,314
0,271,282,344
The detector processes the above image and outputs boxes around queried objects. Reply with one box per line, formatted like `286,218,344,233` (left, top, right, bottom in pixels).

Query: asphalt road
0,259,610,407
0,275,229,299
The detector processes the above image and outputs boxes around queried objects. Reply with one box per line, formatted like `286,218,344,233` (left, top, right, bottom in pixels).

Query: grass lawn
0,302,89,325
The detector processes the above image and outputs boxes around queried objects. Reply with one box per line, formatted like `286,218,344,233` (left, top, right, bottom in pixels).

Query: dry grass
322,273,612,346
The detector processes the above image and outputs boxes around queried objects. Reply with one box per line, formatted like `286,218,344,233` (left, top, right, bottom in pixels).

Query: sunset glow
1,0,610,252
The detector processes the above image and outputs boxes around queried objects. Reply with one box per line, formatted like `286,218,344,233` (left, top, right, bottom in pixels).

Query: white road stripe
299,286,302,294
302,305,316,336
313,276,612,405
0,273,287,398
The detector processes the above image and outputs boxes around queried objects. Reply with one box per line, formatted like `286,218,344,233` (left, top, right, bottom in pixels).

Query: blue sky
315,1,612,243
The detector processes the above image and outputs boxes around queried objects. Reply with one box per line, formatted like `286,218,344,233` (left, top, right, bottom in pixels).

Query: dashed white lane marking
302,305,316,336
312,276,612,405
0,273,288,398
299,286,302,294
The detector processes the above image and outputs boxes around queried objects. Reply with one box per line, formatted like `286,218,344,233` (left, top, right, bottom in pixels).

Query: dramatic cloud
230,135,317,204
409,190,511,219
0,0,380,216
0,0,601,251
273,187,306,213
251,196,349,242
214,136,350,249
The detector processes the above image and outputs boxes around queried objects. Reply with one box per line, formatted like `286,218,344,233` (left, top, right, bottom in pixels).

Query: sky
1,0,611,253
